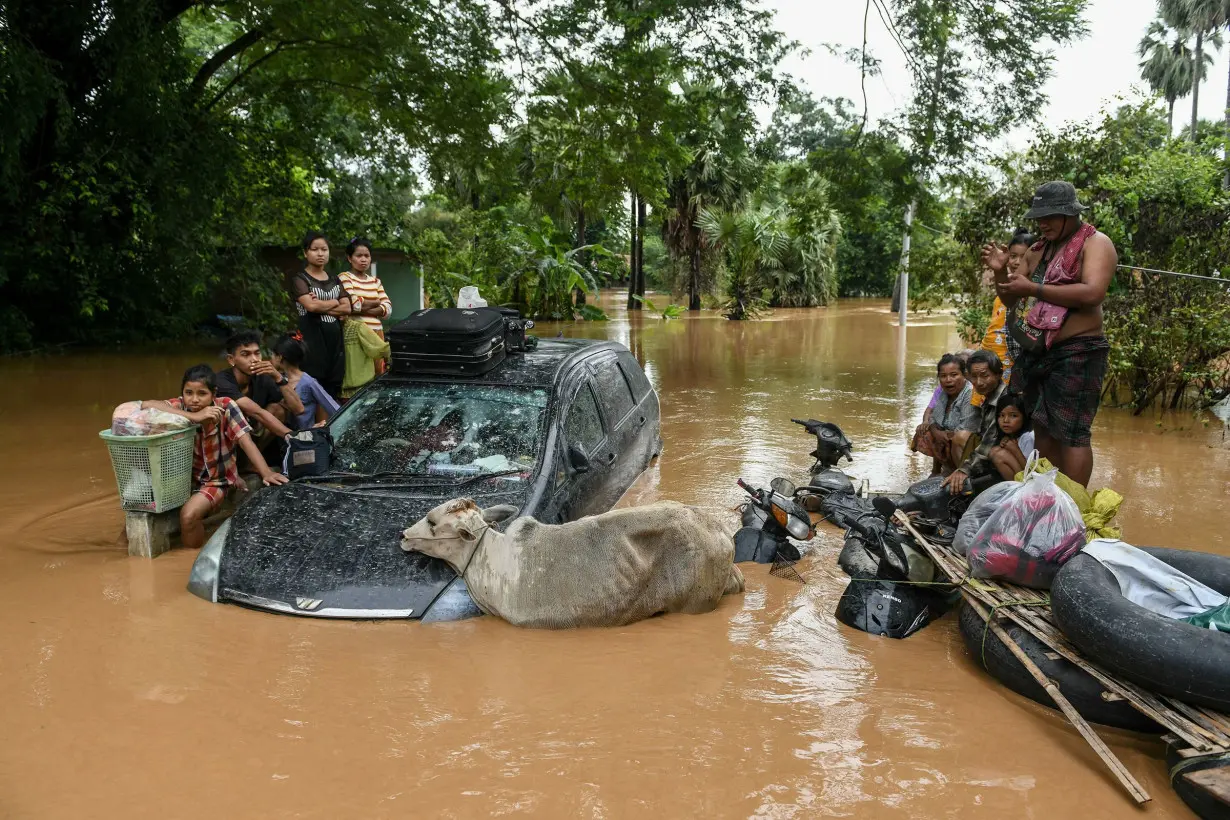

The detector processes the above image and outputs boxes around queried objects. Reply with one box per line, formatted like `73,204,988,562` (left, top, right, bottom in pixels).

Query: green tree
885,0,1089,309
1161,0,1227,145
0,0,508,349
661,83,759,311
1138,15,1203,133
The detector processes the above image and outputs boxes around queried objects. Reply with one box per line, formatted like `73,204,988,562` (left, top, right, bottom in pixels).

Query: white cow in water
401,498,745,629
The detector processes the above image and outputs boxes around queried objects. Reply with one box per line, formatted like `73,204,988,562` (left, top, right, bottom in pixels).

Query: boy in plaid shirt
147,364,288,548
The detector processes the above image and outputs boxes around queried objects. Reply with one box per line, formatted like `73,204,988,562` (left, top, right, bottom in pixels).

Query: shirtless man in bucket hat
980,180,1117,487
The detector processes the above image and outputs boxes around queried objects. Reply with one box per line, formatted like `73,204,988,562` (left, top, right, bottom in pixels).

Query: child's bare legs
179,488,223,549
990,439,1026,480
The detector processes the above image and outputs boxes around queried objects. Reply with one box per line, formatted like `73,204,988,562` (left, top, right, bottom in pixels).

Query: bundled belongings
1014,457,1123,541
401,498,745,628
966,467,1084,589
1077,540,1230,632
953,481,1021,556
110,401,192,437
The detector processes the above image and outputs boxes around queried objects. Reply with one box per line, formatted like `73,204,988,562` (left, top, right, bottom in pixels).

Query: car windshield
327,382,549,478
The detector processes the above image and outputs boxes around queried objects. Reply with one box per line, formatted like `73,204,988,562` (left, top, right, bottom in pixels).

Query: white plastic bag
1083,539,1227,619
456,286,487,308
967,469,1085,589
954,481,1022,556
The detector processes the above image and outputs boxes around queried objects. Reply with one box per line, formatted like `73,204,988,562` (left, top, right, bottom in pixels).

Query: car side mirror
568,444,591,474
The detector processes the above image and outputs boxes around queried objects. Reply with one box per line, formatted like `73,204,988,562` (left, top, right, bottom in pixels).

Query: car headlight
187,518,230,603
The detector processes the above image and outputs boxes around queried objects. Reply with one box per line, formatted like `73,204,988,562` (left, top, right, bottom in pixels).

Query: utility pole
898,200,915,327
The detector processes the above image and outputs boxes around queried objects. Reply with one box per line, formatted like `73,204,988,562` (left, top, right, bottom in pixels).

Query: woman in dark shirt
289,231,359,400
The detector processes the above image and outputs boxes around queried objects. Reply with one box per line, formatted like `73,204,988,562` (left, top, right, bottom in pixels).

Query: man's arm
236,433,290,486
1001,235,1115,309
234,396,292,438
1041,234,1115,309
248,362,305,415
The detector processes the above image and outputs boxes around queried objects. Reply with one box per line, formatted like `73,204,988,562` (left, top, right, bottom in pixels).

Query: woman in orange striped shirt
338,237,393,374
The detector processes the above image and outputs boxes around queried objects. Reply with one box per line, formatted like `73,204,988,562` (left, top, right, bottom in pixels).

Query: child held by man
145,365,288,549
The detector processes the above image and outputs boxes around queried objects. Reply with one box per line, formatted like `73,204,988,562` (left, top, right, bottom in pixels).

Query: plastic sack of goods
953,481,1020,556
966,469,1085,589
1083,540,1230,632
110,401,192,436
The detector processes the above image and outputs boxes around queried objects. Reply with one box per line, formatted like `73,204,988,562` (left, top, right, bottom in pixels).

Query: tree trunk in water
574,207,587,307
688,233,701,311
635,194,647,303
627,192,641,310
1192,30,1203,142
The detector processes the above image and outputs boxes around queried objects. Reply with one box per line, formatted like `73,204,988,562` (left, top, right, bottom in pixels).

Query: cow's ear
480,504,518,524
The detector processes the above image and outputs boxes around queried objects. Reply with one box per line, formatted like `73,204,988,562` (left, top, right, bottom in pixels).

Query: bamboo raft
893,512,1230,807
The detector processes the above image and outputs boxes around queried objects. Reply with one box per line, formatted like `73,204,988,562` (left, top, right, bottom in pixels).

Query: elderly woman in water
912,353,980,474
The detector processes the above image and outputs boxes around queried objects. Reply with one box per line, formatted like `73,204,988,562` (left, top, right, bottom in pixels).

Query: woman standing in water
289,232,356,400
337,237,393,375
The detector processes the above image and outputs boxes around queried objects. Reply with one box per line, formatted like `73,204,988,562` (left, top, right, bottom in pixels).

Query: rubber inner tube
957,601,1162,733
1052,547,1230,712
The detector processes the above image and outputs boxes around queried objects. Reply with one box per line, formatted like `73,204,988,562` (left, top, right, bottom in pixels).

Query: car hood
217,480,528,618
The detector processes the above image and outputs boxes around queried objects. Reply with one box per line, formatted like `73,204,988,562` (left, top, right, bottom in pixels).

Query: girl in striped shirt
338,237,393,375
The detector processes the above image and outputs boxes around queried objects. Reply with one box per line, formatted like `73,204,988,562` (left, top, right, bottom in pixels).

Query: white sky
768,0,1230,147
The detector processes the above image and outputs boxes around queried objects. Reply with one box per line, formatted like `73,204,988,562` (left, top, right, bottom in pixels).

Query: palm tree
661,83,757,311
1139,18,1198,134
696,206,789,319
1162,0,1227,142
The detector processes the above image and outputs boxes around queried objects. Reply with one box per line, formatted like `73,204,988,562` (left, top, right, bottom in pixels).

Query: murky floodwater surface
2,296,1227,818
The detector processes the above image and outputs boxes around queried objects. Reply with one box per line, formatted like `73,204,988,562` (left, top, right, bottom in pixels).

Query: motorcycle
834,496,956,639
791,418,998,529
733,477,813,564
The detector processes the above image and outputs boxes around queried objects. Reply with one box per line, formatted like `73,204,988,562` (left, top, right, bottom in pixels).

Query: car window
618,354,652,399
564,383,604,454
328,382,548,477
593,358,635,422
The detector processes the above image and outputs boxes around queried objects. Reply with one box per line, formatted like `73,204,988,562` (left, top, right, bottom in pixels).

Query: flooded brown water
2,295,1228,818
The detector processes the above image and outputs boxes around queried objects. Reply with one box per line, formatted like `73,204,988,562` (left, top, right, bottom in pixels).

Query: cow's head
400,498,517,573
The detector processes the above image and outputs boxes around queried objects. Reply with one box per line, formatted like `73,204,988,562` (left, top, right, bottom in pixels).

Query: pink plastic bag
110,401,191,436
966,469,1084,589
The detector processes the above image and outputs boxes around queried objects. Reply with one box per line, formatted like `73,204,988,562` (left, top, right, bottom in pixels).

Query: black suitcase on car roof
388,307,507,376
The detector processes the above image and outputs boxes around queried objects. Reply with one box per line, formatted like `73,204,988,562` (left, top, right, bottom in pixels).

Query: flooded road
1,296,1227,818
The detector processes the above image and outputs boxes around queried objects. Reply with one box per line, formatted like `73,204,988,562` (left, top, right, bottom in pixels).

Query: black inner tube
1052,547,1230,713
957,601,1162,733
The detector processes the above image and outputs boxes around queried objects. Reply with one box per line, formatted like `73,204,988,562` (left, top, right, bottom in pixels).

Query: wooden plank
959,592,1151,804
1185,767,1230,806
902,520,1224,751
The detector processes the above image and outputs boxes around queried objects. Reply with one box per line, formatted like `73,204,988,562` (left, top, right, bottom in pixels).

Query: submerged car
188,338,661,621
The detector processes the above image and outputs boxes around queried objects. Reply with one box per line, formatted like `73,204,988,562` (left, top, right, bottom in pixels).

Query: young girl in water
989,391,1031,480
270,334,340,430
146,365,288,548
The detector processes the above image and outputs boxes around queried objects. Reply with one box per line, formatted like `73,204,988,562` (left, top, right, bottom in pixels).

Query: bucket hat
1024,181,1087,219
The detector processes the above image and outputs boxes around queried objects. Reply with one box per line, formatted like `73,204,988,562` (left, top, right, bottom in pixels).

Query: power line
1118,264,1227,283
869,0,919,75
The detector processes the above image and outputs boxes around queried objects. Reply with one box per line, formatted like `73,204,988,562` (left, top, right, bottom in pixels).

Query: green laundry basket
99,426,199,513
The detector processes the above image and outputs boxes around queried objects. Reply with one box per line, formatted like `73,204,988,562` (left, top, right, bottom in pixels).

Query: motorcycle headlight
786,515,812,541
